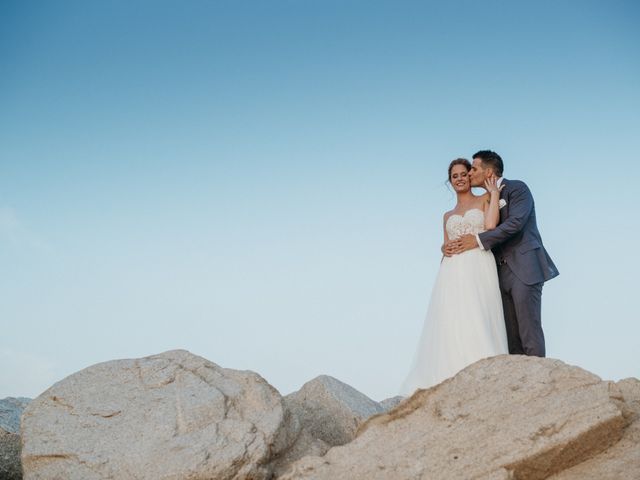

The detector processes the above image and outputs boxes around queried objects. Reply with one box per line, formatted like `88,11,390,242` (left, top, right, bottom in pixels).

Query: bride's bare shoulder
443,209,456,221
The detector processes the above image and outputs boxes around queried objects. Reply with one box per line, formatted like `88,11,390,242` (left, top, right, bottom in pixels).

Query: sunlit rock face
279,355,630,480
20,349,296,480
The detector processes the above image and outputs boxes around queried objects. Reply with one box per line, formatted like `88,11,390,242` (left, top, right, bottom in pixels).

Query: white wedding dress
399,208,508,396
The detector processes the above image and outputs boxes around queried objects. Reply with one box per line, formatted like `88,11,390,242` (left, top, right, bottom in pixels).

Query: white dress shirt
476,177,503,251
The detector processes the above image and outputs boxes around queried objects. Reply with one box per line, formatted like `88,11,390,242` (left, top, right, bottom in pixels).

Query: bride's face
450,165,471,192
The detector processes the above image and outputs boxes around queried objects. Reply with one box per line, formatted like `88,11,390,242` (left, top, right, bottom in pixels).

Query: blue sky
1,0,639,401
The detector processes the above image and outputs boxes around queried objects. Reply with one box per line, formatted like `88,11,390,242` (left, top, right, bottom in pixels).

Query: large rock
0,397,31,480
0,397,32,434
284,375,384,447
271,375,383,476
1,431,22,480
279,355,629,480
21,349,297,480
547,377,640,479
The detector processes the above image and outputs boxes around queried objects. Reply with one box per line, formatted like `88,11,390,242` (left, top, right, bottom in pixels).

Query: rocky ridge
3,350,637,479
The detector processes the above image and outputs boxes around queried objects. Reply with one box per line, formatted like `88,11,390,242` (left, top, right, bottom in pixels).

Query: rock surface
379,395,404,412
284,375,383,446
0,431,22,480
12,351,640,480
270,427,331,478
0,397,32,434
0,397,31,480
279,355,629,480
271,375,384,476
21,349,297,480
547,377,640,479
284,375,384,447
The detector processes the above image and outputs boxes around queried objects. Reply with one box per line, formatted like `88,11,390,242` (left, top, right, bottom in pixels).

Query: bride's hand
443,239,462,256
484,176,504,194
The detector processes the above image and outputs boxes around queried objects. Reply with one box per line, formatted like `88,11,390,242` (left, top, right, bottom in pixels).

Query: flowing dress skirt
399,248,508,396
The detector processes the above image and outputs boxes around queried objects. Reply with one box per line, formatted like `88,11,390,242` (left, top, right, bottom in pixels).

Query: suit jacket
478,178,559,286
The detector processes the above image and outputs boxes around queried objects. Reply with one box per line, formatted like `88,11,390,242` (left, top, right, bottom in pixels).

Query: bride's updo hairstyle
447,158,471,183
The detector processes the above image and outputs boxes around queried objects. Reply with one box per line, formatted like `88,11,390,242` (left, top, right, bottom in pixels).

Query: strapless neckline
448,208,483,220
446,208,486,240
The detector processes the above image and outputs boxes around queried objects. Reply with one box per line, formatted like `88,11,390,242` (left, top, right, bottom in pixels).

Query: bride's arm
441,212,450,259
483,177,502,230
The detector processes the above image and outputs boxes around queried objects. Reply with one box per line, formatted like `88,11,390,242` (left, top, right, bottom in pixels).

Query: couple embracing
399,150,559,395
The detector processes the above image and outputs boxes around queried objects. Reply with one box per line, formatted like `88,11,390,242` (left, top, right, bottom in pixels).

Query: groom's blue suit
478,178,558,356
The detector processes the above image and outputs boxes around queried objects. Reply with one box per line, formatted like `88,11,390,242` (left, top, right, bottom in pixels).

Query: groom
446,150,559,357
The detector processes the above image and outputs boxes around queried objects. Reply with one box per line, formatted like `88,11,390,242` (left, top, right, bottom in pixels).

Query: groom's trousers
498,262,545,357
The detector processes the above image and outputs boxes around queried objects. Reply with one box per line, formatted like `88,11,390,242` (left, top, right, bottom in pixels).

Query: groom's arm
477,181,534,251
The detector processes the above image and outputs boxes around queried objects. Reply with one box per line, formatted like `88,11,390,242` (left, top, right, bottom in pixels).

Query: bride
399,158,508,396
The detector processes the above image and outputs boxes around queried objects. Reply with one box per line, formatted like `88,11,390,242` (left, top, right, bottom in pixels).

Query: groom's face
469,158,490,187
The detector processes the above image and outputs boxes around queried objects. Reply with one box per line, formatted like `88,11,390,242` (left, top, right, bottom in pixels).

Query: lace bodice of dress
446,208,486,240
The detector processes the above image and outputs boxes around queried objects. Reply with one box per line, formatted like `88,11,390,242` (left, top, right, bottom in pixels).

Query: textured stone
279,355,628,480
379,395,404,412
284,375,384,447
0,431,22,480
0,397,31,480
547,377,640,480
270,375,383,476
270,427,331,478
21,349,296,480
0,397,31,434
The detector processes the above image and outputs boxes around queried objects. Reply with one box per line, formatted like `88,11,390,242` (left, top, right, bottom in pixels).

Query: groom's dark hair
473,150,504,177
